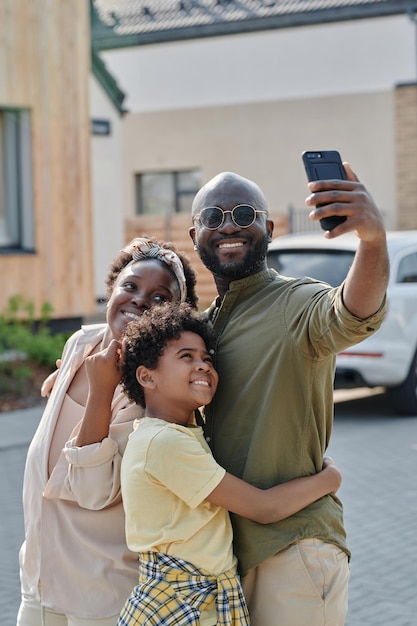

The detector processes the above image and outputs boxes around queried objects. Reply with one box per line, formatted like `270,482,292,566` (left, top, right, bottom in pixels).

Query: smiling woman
16,238,198,625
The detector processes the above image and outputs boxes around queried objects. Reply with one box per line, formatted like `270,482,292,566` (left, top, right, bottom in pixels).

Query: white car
267,230,417,415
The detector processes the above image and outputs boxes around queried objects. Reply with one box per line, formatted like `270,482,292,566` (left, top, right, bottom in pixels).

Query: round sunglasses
194,204,268,230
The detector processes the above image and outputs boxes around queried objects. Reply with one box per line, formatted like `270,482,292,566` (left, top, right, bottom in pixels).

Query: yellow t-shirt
121,417,238,626
121,417,237,575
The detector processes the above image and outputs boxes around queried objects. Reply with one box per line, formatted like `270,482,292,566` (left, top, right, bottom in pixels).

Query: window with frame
135,170,201,216
0,108,34,250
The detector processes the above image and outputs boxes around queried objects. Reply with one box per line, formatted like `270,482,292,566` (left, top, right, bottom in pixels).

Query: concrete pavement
1,393,416,626
329,392,417,626
0,403,46,626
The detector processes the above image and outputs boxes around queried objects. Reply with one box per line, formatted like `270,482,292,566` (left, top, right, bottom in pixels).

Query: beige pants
16,593,118,626
242,539,350,626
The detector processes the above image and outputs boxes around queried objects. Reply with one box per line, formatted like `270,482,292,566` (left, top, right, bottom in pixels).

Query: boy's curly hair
105,236,198,308
121,302,216,408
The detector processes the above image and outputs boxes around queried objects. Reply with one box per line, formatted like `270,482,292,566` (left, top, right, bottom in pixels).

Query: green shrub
0,361,32,394
0,296,69,366
0,296,71,400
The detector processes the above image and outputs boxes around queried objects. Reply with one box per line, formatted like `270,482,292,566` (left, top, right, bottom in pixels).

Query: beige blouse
19,324,142,619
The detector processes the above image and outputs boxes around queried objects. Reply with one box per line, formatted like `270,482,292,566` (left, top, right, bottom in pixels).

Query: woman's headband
121,238,187,302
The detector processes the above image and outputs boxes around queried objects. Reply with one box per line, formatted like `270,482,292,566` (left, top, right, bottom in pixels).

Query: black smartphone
302,150,347,231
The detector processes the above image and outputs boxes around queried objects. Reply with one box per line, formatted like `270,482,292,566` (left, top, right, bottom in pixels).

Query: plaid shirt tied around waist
118,551,250,625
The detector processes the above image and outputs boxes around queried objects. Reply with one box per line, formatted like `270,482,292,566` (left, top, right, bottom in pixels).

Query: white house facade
90,0,417,305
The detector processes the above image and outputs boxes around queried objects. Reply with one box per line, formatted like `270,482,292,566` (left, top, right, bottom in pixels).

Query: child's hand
322,456,342,494
85,340,123,396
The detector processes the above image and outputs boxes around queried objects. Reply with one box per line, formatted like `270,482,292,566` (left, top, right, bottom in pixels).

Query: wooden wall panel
0,0,94,320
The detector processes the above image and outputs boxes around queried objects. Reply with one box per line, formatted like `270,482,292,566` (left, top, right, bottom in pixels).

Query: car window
396,252,417,283
267,250,355,287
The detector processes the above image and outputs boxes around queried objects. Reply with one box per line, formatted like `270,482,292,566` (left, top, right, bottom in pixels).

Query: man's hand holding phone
302,150,347,231
303,151,384,241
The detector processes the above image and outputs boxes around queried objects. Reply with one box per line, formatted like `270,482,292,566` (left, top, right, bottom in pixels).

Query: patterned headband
122,238,187,302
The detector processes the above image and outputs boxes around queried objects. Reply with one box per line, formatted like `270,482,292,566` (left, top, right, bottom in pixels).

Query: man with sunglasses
189,168,388,626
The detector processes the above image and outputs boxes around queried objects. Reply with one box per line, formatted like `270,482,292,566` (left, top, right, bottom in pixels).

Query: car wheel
388,348,417,415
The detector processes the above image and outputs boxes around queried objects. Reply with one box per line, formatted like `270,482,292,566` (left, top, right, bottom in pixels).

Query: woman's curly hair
105,236,198,308
121,302,216,408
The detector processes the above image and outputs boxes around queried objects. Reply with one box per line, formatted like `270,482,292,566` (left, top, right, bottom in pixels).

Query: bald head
192,172,269,216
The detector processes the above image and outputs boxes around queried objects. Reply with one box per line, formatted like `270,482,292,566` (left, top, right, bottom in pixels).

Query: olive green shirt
204,269,386,577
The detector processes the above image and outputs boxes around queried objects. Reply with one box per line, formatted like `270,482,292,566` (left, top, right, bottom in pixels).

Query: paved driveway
0,405,43,626
329,390,417,626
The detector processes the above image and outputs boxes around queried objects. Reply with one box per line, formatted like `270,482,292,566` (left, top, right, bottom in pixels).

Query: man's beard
196,233,270,281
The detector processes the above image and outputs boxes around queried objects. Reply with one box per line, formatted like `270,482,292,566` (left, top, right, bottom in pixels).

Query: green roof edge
91,47,127,115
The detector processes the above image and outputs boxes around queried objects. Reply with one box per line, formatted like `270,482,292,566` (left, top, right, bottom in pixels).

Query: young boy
117,303,342,626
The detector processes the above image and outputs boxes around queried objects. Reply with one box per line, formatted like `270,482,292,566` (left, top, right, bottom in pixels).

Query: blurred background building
2,0,417,318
